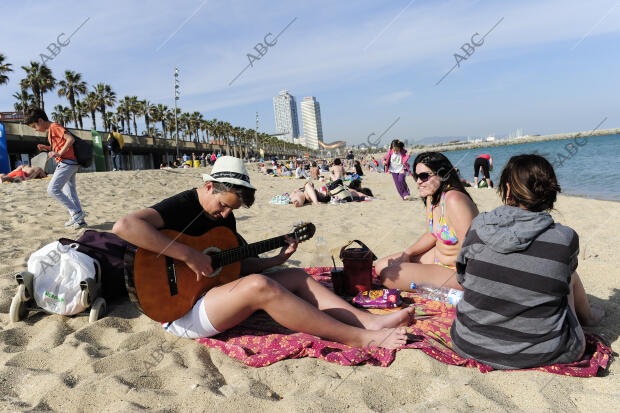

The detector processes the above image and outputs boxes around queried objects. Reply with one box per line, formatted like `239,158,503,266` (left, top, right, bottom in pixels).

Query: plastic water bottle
410,282,464,305
314,237,330,267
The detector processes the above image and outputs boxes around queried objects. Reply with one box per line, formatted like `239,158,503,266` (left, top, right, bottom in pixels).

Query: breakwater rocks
416,128,620,153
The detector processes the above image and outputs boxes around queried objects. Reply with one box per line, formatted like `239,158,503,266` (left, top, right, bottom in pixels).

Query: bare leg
267,269,413,330
203,273,407,348
378,248,461,290
570,272,604,326
303,182,321,205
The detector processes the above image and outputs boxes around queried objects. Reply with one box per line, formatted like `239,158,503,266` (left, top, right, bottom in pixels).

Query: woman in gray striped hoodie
450,154,604,369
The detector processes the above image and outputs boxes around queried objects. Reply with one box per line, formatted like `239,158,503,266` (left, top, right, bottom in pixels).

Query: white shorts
163,295,221,339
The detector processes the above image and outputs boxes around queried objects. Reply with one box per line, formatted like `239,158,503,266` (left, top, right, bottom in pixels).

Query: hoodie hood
472,205,554,253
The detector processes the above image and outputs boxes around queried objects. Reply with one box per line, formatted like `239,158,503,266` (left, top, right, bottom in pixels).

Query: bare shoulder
445,190,478,213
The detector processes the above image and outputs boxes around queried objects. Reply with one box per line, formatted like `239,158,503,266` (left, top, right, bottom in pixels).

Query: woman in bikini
375,152,478,290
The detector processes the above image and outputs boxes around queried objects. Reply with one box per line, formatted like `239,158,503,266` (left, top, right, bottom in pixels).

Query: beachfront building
300,96,323,150
273,90,300,143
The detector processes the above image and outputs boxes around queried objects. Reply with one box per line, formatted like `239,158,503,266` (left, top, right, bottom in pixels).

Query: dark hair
348,179,362,190
391,140,403,150
24,107,48,124
499,154,560,212
334,158,341,165
112,125,118,132
311,161,317,167
360,187,373,197
413,151,472,206
212,181,256,208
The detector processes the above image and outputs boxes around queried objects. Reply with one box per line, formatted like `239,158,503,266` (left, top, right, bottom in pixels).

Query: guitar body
129,226,241,323
125,222,315,323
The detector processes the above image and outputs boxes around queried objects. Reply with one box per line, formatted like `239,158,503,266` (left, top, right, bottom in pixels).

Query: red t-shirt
48,123,76,163
477,154,491,160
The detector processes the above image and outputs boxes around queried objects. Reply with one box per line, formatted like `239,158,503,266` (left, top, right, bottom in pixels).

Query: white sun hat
202,156,256,190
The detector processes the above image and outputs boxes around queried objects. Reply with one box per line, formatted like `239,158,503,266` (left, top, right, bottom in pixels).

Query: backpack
104,134,115,151
329,183,353,202
67,130,93,168
59,230,133,301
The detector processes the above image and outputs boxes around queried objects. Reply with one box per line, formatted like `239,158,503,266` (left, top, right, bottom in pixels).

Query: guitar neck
211,233,291,268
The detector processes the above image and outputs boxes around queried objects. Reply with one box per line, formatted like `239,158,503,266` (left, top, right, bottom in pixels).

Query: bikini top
428,192,459,245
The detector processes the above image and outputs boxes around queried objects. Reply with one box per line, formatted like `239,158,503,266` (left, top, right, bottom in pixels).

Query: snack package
352,289,402,308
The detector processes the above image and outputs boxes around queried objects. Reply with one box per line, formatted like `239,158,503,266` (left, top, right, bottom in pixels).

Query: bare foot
354,327,407,349
581,304,605,326
365,306,415,330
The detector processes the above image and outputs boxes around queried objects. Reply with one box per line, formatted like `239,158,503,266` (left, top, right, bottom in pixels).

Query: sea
403,134,620,202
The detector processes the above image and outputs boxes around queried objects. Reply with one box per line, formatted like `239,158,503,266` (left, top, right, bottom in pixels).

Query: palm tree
57,70,87,128
140,99,156,137
103,112,117,131
85,92,99,130
20,61,56,110
117,96,132,133
12,88,34,112
0,53,13,86
74,99,87,129
93,83,116,131
52,104,70,125
128,96,140,136
146,126,162,139
152,104,169,139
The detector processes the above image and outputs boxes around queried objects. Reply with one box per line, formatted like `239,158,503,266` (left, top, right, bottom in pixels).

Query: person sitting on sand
295,161,310,179
354,160,364,176
329,158,345,181
375,152,479,291
450,154,605,369
1,165,46,183
309,161,320,180
113,156,411,348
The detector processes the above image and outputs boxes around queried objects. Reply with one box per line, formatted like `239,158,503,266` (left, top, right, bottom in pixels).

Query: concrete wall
3,122,309,171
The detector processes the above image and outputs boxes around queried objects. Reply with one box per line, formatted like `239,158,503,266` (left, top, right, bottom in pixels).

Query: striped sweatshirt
450,205,584,370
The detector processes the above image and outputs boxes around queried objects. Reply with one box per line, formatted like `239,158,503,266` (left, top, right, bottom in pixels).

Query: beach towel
269,193,292,204
196,267,612,375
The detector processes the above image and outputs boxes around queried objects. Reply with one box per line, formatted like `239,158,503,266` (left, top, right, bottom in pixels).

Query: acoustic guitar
125,223,316,322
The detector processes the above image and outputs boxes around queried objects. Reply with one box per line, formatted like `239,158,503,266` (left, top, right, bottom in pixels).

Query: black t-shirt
151,188,237,236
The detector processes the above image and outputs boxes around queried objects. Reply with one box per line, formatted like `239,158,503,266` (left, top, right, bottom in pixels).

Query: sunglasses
415,172,435,182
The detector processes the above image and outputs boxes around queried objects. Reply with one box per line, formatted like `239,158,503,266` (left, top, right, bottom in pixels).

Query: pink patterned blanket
196,267,612,375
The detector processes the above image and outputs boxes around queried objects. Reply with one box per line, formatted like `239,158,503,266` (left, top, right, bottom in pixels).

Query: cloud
376,90,413,104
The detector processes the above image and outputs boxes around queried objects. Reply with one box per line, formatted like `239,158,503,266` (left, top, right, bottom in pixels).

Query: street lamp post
255,111,259,157
174,67,180,159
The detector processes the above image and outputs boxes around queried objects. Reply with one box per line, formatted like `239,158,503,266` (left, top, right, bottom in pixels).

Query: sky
1,0,620,146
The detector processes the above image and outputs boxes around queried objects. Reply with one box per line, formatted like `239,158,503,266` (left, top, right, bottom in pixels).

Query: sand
0,166,618,412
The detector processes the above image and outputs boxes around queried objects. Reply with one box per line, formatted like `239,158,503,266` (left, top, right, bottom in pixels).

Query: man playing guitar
113,156,411,348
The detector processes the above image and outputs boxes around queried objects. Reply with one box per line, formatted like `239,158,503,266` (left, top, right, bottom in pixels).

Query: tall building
272,90,299,143
300,96,323,149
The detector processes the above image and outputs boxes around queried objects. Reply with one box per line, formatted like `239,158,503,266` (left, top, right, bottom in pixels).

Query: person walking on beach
25,107,87,229
113,156,411,348
473,153,493,188
383,140,412,200
106,126,124,171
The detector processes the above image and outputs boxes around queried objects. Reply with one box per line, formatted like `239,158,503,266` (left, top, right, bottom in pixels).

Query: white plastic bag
27,241,97,315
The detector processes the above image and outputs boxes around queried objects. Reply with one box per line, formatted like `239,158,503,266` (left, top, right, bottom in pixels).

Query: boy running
25,107,87,229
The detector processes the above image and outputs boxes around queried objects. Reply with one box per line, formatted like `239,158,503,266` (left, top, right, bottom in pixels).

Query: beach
0,167,618,412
